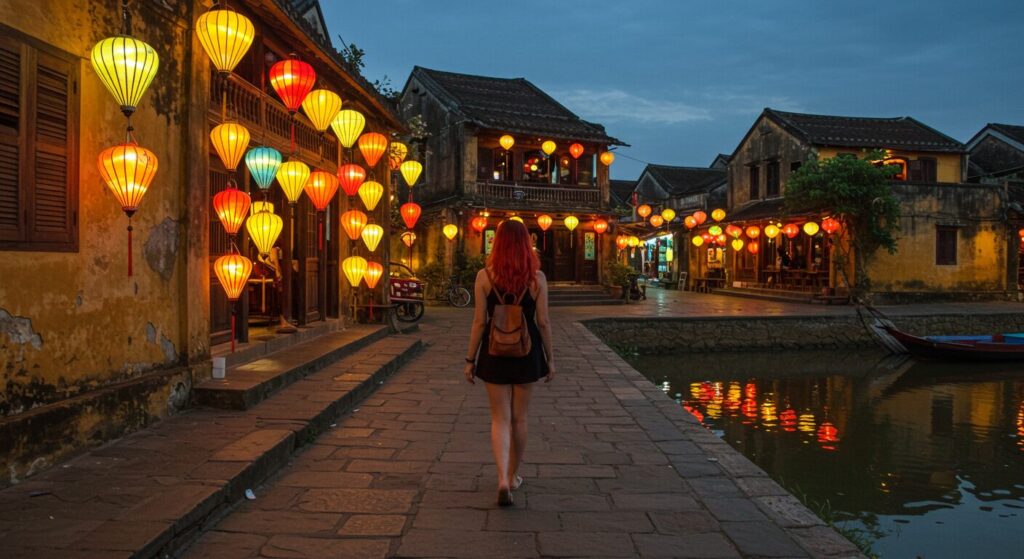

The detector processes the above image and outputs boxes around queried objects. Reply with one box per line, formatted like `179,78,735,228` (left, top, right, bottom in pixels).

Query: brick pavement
183,304,866,558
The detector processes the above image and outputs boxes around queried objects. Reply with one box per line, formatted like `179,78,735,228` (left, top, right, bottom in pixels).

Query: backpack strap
512,275,534,306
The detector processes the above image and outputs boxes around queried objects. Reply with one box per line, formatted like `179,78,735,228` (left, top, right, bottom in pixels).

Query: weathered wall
728,116,810,207
866,183,1009,298
398,77,459,203
817,147,962,183
0,0,208,483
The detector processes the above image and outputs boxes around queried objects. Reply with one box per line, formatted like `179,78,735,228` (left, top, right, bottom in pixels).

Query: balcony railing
210,75,338,167
467,181,603,210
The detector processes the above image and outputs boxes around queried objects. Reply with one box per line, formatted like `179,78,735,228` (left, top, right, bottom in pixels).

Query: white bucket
212,357,226,379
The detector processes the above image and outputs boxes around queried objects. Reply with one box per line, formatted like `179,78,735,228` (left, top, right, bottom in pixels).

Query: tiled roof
725,198,816,223
646,165,726,197
765,109,964,153
411,67,624,145
610,180,636,207
989,123,1024,145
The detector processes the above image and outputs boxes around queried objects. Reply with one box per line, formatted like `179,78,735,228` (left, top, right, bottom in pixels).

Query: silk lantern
304,170,338,211
745,226,761,239
783,223,800,239
364,261,384,289
569,143,584,159
649,215,664,228
726,224,742,239
388,141,408,170
250,201,273,215
246,210,283,256
692,235,704,247
509,216,523,223
471,216,487,233
401,202,421,229
331,109,365,148
537,214,553,231
211,122,250,172
443,224,458,241
594,219,609,234
195,7,254,75
300,89,342,132
358,180,384,211
764,224,780,239
747,241,759,255
541,140,556,156
342,256,367,287
564,215,579,231
341,210,368,241
616,235,629,250
637,204,652,219
803,221,820,236
214,253,253,301
600,151,614,166
358,132,388,167
400,160,423,187
213,185,251,236
338,164,366,197
684,216,698,229
731,238,744,251
244,146,282,190
91,35,159,117
711,208,726,222
401,231,416,247
693,210,707,225
708,225,723,236
822,217,841,234
98,142,158,276
499,135,515,151
269,58,316,113
661,208,676,223
628,236,640,248
277,160,310,203
361,224,384,252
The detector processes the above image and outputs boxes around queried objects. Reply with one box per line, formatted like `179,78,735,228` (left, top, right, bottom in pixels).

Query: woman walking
464,219,555,506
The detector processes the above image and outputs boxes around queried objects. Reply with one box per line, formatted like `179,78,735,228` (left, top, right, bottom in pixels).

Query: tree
784,150,901,295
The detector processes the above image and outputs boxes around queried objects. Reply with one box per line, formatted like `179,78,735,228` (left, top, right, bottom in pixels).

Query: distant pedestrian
464,219,554,507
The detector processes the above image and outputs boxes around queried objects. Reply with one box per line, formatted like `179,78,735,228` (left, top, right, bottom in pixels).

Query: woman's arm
533,271,556,381
463,269,490,383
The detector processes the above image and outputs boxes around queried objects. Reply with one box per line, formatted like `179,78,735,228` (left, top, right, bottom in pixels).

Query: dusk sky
321,1,1024,180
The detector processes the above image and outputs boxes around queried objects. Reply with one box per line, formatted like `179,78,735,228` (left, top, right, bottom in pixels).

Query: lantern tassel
318,219,323,251
230,311,236,353
290,121,295,154
127,221,133,277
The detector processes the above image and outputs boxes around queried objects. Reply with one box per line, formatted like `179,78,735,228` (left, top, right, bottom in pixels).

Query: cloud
551,89,711,125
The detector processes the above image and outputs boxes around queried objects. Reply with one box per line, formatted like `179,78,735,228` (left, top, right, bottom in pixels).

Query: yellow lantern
195,7,255,75
401,231,416,247
358,180,384,211
276,160,310,203
711,208,726,222
341,210,368,240
661,208,676,223
600,151,615,166
541,140,556,155
666,248,674,262
803,221,820,236
564,215,579,231
388,142,408,171
210,122,250,172
301,89,342,133
692,235,705,247
443,224,459,241
250,201,274,215
628,236,640,248
214,253,253,301
330,109,365,148
500,135,515,151
509,216,524,223
342,256,367,287
90,35,159,117
731,238,744,251
361,224,384,252
764,224,781,239
400,160,423,187
245,210,283,256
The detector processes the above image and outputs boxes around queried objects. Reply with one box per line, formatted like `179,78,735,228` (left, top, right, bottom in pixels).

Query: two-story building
692,108,1014,302
966,123,1024,289
398,67,624,284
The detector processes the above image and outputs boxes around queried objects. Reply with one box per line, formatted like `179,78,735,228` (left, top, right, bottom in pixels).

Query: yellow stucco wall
816,147,962,183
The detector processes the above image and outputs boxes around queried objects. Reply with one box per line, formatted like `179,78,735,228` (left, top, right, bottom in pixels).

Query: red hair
488,219,539,296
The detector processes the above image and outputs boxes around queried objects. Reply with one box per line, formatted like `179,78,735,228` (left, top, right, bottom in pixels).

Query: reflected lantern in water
798,411,816,434
779,408,798,432
817,421,840,450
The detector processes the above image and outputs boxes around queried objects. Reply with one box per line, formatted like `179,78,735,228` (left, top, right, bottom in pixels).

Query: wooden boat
881,326,1024,361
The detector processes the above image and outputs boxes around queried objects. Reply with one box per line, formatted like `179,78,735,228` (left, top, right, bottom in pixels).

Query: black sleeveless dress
474,285,549,385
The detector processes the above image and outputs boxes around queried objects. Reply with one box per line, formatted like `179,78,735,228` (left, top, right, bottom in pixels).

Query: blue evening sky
321,1,1024,180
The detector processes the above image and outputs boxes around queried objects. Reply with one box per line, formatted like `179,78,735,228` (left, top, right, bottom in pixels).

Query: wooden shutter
30,50,77,248
0,38,20,242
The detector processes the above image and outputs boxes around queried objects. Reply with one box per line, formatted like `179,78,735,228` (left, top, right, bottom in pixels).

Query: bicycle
434,276,472,307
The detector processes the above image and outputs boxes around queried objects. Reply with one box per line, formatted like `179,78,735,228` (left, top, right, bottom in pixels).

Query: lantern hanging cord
127,216,134,277
121,0,132,35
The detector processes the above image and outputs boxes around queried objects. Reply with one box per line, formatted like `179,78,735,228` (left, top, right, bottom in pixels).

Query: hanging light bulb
213,185,251,236
246,210,283,256
364,261,384,289
195,6,255,75
90,35,159,117
269,57,316,113
593,219,608,234
338,164,367,197
541,140,557,156
537,214,553,231
564,215,579,231
211,122,250,172
244,147,282,190
499,135,515,151
400,160,423,187
330,109,365,148
443,224,459,241
358,180,384,211
401,202,422,229
304,170,338,211
341,210,368,240
358,132,388,167
342,256,367,287
401,231,416,247
361,224,384,251
300,89,342,132
276,160,310,204
599,151,615,166
569,143,584,159
388,141,408,170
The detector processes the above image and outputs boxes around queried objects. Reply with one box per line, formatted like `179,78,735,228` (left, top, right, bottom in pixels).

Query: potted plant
604,259,634,300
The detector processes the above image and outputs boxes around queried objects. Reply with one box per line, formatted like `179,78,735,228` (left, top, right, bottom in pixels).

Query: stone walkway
183,305,864,558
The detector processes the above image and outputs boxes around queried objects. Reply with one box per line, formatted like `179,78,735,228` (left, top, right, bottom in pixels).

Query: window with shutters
935,226,957,266
747,165,759,200
909,157,937,183
766,160,780,197
0,27,79,252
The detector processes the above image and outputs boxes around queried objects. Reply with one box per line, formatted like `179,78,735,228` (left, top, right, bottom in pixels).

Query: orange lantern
693,210,707,225
537,214,553,231
276,160,310,203
726,224,743,239
358,132,388,167
342,256,367,287
401,231,416,247
783,223,800,239
817,421,840,450
341,210,367,241
269,58,316,113
616,235,629,250
745,226,761,239
214,253,253,299
764,224,780,239
471,216,488,233
637,204,652,219
388,141,408,170
304,170,338,211
337,164,366,197
210,122,250,172
822,217,841,235
747,241,759,255
684,216,698,229
569,143,584,159
97,142,159,276
364,261,384,289
599,151,615,166
401,202,421,229
213,185,251,237
300,89,342,133
593,219,608,234
649,215,664,228
358,180,384,211
711,208,726,222
716,234,727,245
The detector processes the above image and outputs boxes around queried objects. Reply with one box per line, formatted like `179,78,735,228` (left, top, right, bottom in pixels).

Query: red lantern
341,210,368,241
213,185,251,236
701,233,713,244
817,421,840,450
726,224,743,239
337,164,366,197
783,223,800,239
716,234,727,245
746,241,759,254
304,170,338,211
684,216,697,229
593,219,608,234
471,216,487,233
616,235,629,250
358,132,388,167
569,143,584,159
822,217,841,235
400,202,421,229
693,211,707,225
268,58,316,113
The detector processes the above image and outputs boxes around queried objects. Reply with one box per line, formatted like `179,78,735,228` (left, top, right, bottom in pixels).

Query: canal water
627,350,1024,559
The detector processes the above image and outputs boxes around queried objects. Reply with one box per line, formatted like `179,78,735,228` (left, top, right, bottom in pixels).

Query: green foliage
454,251,486,286
604,258,636,288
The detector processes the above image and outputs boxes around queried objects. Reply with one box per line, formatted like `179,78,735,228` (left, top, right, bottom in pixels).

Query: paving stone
76,520,172,554
275,470,373,488
412,508,486,530
260,534,390,558
297,488,416,514
537,464,617,478
537,531,636,557
612,493,701,512
559,511,654,533
183,531,266,559
338,514,407,536
755,495,827,528
216,510,342,535
528,493,610,512
485,509,559,531
703,497,771,522
346,459,433,473
788,525,864,557
649,512,722,535
632,533,741,558
720,521,810,557
396,529,538,558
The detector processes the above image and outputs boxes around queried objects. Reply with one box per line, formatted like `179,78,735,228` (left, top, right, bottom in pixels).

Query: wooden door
553,229,575,281
535,229,554,279
580,231,598,283
302,201,321,322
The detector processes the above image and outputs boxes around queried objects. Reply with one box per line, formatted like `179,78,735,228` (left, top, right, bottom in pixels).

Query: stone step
712,287,816,305
194,325,389,410
549,291,615,300
551,298,624,307
0,334,423,559
213,318,342,369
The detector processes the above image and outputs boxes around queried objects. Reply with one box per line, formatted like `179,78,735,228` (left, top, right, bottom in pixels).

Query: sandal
497,487,514,507
511,475,524,491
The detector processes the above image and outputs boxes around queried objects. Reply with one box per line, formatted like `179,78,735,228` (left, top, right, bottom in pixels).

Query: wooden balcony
466,181,603,211
209,74,338,168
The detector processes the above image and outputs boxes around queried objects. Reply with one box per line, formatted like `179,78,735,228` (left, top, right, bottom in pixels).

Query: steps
548,284,624,307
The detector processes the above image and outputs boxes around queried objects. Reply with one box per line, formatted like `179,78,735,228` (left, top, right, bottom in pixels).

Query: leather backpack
486,271,532,358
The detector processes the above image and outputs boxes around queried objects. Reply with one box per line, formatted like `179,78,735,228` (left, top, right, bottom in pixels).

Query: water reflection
629,350,1024,558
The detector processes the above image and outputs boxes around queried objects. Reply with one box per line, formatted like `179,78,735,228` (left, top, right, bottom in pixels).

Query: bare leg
508,383,533,487
484,382,513,494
